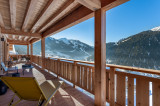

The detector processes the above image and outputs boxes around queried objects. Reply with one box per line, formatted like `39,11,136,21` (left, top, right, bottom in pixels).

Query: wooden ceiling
0,0,129,45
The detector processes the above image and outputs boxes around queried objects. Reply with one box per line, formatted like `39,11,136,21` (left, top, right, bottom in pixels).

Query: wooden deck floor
0,64,94,106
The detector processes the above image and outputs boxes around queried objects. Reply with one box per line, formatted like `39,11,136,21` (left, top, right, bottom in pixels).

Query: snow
9,51,17,55
147,52,150,56
121,38,131,43
49,37,55,40
55,41,59,43
58,38,70,44
149,41,151,46
151,26,160,31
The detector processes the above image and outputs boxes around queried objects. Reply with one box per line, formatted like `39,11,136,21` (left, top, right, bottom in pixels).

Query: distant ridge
151,26,160,31
15,26,160,70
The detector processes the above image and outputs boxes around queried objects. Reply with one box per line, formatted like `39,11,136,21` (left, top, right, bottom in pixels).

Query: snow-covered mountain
15,26,160,70
151,26,160,31
15,37,94,61
88,26,160,70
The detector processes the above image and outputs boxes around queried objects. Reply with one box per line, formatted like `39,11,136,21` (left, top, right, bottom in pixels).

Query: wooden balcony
0,62,94,106
0,0,157,105
6,54,160,106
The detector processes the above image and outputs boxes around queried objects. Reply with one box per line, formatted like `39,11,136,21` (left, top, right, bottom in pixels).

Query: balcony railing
11,54,160,106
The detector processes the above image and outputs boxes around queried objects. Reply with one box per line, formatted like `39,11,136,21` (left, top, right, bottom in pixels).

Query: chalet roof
0,0,128,45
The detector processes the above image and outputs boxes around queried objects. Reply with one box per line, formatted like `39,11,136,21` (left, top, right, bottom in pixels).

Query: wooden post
3,41,7,63
73,61,77,88
30,43,33,62
27,44,29,55
57,59,60,78
41,37,45,70
4,42,9,63
0,34,2,74
110,67,115,106
2,37,5,62
94,8,106,106
6,43,9,61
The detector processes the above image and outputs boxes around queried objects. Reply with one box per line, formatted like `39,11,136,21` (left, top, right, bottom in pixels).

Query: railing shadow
32,63,94,106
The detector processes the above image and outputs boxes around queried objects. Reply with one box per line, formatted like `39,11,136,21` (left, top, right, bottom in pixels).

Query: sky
51,0,160,46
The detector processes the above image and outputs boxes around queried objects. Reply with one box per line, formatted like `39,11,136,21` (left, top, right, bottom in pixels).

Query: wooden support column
2,37,5,62
30,43,33,62
6,43,9,62
4,42,9,62
94,8,106,106
41,37,45,70
0,34,2,74
27,44,29,55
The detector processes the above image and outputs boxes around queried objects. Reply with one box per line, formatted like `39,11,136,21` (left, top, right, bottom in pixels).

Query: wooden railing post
106,70,110,102
73,61,77,88
110,67,115,106
57,59,61,78
94,8,106,105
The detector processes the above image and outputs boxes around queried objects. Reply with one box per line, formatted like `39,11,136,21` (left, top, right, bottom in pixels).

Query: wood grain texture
41,38,45,70
110,68,115,106
136,78,149,106
76,0,101,11
106,71,110,101
1,28,41,38
128,77,134,106
22,0,38,30
116,74,126,106
152,81,160,106
0,13,5,28
94,8,106,106
9,0,16,29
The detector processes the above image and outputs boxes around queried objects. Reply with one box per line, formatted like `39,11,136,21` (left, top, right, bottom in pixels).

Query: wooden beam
94,8,106,105
7,34,12,40
1,29,41,38
41,38,45,70
5,34,8,39
101,0,129,11
24,36,29,41
28,37,33,42
30,0,54,32
42,0,129,38
9,0,16,29
15,36,19,40
0,13,5,28
30,38,40,44
12,35,15,40
36,0,75,33
22,0,38,31
75,0,101,11
18,36,22,41
42,6,93,37
7,39,29,45
21,36,25,41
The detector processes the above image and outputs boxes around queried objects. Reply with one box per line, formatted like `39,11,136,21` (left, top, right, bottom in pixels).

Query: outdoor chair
0,77,63,106
1,62,19,75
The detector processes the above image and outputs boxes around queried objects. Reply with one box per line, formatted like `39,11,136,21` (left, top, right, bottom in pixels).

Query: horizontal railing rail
30,55,160,106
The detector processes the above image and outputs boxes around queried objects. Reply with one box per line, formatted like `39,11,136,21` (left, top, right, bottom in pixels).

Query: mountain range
15,37,94,61
14,26,160,70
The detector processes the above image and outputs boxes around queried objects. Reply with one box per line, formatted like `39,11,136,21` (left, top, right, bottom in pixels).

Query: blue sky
51,0,160,46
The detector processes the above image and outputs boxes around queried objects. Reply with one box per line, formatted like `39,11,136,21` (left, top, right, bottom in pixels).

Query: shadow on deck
0,64,94,106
